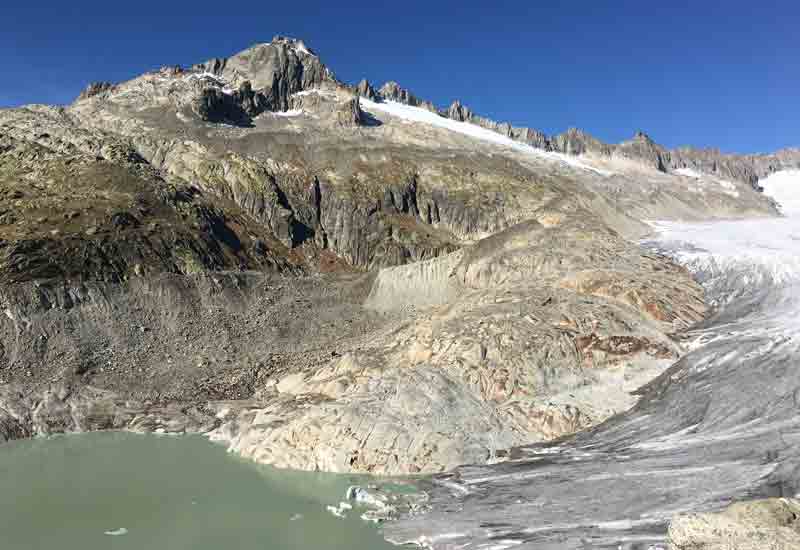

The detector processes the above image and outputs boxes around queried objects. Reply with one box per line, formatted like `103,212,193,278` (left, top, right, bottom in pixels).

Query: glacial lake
0,432,399,550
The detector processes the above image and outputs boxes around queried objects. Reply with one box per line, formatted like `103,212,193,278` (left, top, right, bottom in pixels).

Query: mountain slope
0,37,793,475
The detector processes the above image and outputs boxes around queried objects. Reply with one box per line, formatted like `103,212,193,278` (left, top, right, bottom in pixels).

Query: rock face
77,81,115,101
668,499,800,550
192,36,332,112
376,81,437,112
355,78,377,100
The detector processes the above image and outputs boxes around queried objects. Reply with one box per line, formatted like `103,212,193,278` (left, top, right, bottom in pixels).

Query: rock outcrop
77,81,116,101
376,81,437,112
668,499,800,550
192,36,333,112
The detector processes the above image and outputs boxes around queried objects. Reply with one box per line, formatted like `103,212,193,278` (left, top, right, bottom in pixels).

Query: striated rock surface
206,205,706,473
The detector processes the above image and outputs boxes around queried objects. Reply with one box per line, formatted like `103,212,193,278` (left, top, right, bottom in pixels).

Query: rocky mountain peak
552,127,611,156
446,100,473,122
190,38,334,113
270,35,317,57
77,81,116,101
377,81,416,104
355,78,376,100
376,81,437,112
629,130,663,150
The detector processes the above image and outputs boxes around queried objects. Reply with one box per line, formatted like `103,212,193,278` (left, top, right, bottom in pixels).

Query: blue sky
1,1,797,153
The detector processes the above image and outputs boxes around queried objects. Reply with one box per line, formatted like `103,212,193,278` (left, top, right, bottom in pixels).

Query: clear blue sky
1,1,797,153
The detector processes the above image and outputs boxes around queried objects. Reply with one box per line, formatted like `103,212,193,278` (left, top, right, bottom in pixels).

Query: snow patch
187,72,227,84
292,89,337,99
759,170,800,215
358,98,613,176
294,41,315,56
674,168,702,178
271,109,303,117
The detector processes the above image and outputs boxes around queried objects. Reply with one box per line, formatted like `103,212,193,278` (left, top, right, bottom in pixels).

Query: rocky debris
668,498,800,549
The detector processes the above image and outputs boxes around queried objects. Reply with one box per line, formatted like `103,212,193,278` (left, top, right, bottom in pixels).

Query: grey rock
446,100,472,122
193,36,333,112
355,79,376,100
668,498,800,550
377,81,437,112
76,82,115,101
551,127,613,156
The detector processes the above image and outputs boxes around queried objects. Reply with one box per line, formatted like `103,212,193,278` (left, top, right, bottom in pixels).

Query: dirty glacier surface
384,171,800,549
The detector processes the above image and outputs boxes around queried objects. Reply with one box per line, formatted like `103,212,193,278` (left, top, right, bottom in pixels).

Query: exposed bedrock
209,208,706,474
668,498,800,550
192,36,332,112
129,135,560,269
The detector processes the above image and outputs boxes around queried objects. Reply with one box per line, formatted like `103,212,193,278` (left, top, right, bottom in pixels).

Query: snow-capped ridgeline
358,98,613,176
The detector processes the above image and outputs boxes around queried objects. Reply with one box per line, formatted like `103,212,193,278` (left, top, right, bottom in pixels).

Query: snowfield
358,98,613,176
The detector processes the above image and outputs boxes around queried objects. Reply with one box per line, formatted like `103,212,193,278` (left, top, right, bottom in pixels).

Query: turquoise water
0,432,399,550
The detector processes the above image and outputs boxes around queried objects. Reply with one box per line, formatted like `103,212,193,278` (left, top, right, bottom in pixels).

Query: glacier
385,171,800,549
